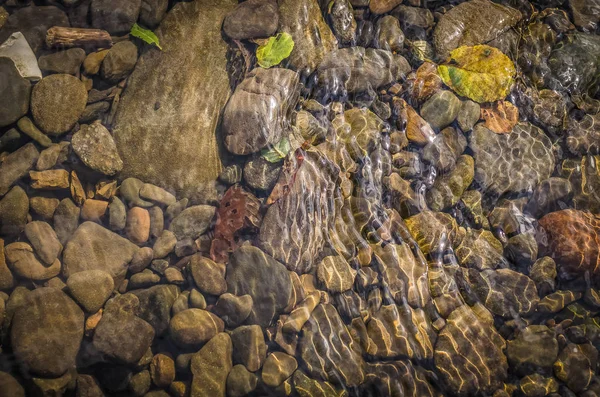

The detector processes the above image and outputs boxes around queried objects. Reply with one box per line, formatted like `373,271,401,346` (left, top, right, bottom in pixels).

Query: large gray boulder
113,0,237,202
223,68,300,155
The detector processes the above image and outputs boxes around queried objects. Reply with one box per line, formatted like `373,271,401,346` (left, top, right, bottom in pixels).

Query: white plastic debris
0,32,42,81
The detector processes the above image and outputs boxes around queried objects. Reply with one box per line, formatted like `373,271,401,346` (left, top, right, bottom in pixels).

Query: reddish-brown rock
537,209,600,280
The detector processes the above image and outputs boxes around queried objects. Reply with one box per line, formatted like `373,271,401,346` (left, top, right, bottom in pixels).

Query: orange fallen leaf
394,98,436,145
481,100,519,134
411,62,442,102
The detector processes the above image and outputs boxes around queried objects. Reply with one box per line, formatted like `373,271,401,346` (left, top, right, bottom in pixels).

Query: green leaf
130,23,162,50
437,45,515,103
261,137,291,163
256,33,294,69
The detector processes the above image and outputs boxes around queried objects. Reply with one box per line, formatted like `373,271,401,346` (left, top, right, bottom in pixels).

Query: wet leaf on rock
480,100,519,134
130,23,162,50
256,32,295,68
437,45,515,103
261,136,292,163
210,185,261,263
411,61,442,102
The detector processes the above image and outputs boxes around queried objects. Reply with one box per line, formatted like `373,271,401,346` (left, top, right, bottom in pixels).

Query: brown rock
81,199,109,222
126,207,150,244
4,242,61,281
189,254,227,296
538,209,600,280
0,239,15,290
83,50,109,75
70,171,86,206
30,196,60,221
151,354,175,388
370,0,403,14
0,143,39,196
29,169,70,190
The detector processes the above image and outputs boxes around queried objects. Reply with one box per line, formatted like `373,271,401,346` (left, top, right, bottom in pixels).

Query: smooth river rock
113,0,237,201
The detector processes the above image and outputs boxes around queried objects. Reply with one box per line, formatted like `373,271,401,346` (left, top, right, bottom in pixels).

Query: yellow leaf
437,45,515,103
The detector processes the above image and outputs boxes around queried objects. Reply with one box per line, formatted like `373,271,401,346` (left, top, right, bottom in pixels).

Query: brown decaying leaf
394,98,436,145
480,100,519,134
411,61,442,102
210,185,261,263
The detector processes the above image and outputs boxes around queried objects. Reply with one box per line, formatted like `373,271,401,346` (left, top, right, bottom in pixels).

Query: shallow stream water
0,0,599,396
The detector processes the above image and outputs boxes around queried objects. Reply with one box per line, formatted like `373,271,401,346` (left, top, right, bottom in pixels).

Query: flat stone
231,325,266,372
258,151,339,273
433,0,522,60
223,68,299,155
537,209,600,280
133,285,179,335
317,47,411,95
226,246,292,327
101,41,138,83
0,143,39,196
153,230,176,258
213,293,253,328
4,242,61,281
278,0,337,73
420,90,461,130
140,183,176,206
189,254,227,296
36,143,66,171
31,74,88,136
469,122,554,198
67,270,114,313
29,169,70,190
72,122,123,175
262,352,297,387
63,221,139,279
169,308,224,348
316,255,356,293
434,305,508,396
169,205,215,240
126,207,150,244
24,221,62,265
113,0,237,201
299,303,365,387
0,32,42,81
0,186,29,236
53,198,80,245
92,296,155,364
227,365,257,397
91,0,141,34
190,333,232,397
11,288,84,377
507,325,558,375
223,0,278,40
38,48,86,75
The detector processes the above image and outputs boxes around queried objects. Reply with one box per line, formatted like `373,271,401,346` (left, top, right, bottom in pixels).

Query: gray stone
420,90,461,130
139,0,168,28
0,58,31,128
317,47,411,95
433,0,522,60
149,206,164,238
0,186,28,236
227,365,257,397
91,0,141,34
38,48,86,75
36,144,65,171
377,15,404,53
223,68,300,155
243,157,281,191
101,41,138,83
226,246,292,327
113,0,237,201
426,155,474,211
140,183,176,206
67,270,114,313
223,0,279,40
0,143,39,197
72,122,123,175
213,293,253,328
278,0,337,73
5,242,62,281
63,222,139,279
11,288,84,377
457,100,481,132
329,0,357,46
191,333,232,397
109,197,127,231
79,101,110,123
169,205,215,240
262,352,297,387
189,255,227,296
24,221,62,265
133,284,179,336
422,127,467,172
53,198,80,245
231,325,266,372
507,325,558,375
129,247,153,274
31,74,88,136
469,122,554,198
153,230,176,258
0,240,15,290
170,308,224,348
119,177,153,208
0,31,41,81
17,116,52,147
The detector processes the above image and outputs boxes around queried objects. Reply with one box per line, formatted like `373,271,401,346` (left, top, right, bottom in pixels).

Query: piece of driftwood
46,26,113,49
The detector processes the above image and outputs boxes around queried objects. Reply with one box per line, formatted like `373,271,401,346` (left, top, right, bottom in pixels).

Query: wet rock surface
0,0,599,395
